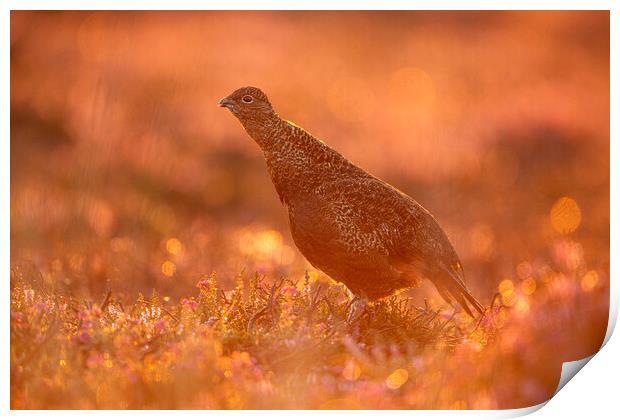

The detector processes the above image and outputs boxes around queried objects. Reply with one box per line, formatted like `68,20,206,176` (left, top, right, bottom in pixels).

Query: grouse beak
218,97,235,109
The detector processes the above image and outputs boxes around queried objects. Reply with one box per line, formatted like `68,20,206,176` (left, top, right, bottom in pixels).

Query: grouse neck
239,112,283,150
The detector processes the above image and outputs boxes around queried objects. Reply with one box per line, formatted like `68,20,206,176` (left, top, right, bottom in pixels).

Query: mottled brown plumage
218,86,484,317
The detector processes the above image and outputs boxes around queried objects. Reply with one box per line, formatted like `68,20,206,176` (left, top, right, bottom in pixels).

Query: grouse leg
346,295,369,324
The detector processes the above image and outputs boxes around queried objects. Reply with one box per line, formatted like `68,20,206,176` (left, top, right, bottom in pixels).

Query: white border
3,2,616,419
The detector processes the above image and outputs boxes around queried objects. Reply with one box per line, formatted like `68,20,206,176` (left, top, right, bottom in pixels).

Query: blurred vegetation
10,11,609,409
9,260,608,409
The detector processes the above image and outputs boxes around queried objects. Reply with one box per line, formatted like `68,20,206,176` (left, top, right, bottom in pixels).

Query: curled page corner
602,278,619,348
546,278,619,403
496,402,547,418
547,296,616,402
554,355,595,396
508,298,617,417
498,355,598,418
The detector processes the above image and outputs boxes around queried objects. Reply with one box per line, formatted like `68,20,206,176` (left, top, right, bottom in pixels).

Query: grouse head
218,87,275,122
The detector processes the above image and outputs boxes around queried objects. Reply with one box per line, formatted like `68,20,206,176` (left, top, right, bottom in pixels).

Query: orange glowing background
10,11,609,409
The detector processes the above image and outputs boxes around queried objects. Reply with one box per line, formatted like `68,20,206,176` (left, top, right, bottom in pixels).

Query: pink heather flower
35,302,48,313
196,278,211,289
154,319,166,333
255,263,270,274
77,331,92,344
23,289,35,305
411,356,425,370
125,368,139,384
282,286,298,297
86,352,104,368
181,298,199,311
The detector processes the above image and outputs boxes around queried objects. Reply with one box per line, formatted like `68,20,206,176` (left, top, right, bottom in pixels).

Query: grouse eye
241,95,254,104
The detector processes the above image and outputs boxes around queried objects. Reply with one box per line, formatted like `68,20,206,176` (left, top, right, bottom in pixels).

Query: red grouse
218,86,484,318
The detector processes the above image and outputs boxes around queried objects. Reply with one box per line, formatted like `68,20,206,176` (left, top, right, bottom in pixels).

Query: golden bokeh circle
550,197,581,234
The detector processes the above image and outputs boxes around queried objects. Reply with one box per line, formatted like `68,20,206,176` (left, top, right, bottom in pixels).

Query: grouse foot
347,296,369,324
